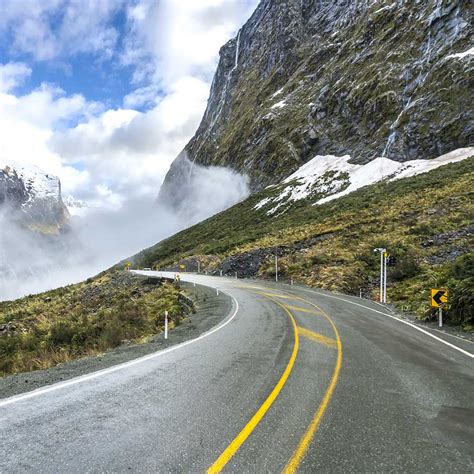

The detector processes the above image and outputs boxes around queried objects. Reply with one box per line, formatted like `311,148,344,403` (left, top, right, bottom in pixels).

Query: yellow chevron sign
431,289,448,307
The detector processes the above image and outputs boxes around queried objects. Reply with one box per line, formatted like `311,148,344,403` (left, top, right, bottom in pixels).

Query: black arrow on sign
433,290,447,306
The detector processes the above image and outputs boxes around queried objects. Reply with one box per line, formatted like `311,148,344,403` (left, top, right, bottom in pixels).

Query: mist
0,161,249,301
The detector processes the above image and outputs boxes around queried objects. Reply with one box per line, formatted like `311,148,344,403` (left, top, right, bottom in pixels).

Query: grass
130,158,474,329
0,271,189,376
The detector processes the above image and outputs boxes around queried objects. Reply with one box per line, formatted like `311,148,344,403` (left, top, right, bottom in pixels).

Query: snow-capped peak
0,160,61,202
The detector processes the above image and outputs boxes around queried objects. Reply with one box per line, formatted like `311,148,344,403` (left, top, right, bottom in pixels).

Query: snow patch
271,99,287,110
446,47,474,60
271,88,284,99
254,147,474,214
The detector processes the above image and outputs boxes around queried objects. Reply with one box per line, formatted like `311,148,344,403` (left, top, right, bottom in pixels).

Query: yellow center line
283,294,343,474
207,296,299,474
257,291,296,299
299,327,337,349
284,305,323,315
233,284,267,290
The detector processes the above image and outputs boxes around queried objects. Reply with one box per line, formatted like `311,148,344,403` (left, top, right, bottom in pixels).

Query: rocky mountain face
160,0,473,204
0,162,69,234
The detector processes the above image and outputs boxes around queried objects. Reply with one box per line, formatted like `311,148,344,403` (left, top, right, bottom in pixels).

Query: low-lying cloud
0,161,249,301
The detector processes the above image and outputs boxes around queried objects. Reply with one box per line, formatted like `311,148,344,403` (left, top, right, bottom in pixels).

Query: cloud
0,85,93,196
0,0,122,61
122,0,258,86
0,62,32,92
50,76,210,200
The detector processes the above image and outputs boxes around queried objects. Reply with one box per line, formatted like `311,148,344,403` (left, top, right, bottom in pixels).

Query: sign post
164,310,169,339
431,289,448,328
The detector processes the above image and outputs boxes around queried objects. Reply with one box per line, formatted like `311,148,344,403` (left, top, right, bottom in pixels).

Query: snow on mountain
0,160,61,203
255,147,474,215
0,160,69,233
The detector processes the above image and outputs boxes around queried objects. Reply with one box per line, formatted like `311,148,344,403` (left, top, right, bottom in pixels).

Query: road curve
1,272,473,472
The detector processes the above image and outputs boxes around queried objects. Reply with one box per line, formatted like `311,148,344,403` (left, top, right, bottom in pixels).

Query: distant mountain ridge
160,0,473,207
0,161,69,234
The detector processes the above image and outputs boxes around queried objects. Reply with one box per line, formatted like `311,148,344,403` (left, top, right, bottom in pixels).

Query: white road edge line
0,290,239,408
296,287,474,359
426,326,474,344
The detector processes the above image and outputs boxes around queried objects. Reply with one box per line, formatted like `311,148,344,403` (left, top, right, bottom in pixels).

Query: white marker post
216,288,219,296
197,261,200,273
235,271,238,279
220,270,223,277
275,253,278,283
439,307,443,328
164,310,168,339
383,252,388,303
290,277,294,286
374,247,386,303
359,288,362,299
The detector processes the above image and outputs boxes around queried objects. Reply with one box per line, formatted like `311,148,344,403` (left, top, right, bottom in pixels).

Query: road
1,272,473,472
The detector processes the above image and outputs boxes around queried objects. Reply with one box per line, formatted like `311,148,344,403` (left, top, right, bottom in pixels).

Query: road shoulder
0,282,232,399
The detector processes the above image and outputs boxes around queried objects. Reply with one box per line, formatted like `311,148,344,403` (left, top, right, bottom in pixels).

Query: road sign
179,264,185,270
431,289,448,307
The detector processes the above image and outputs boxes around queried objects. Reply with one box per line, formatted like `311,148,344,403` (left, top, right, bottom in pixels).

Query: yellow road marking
257,292,295,299
284,305,323,315
283,296,342,474
207,298,299,473
233,285,266,290
299,327,337,349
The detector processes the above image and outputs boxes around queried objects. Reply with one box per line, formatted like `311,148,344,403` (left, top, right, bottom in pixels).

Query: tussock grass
0,271,187,376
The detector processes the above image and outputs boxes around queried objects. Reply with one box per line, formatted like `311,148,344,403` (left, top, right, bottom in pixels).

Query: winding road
1,272,473,472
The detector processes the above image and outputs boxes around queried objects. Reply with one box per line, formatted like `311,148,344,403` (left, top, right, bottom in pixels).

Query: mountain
159,0,473,208
0,161,69,234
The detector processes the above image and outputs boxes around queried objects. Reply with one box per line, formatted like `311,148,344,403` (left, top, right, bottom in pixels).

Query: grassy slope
0,272,188,376
132,158,474,329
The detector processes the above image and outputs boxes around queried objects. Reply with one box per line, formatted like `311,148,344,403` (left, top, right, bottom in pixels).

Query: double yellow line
207,289,342,473
208,297,299,473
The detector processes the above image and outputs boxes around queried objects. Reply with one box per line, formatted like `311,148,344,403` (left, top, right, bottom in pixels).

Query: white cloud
122,0,258,86
50,76,210,200
0,62,31,92
0,0,122,61
0,86,92,196
0,1,259,206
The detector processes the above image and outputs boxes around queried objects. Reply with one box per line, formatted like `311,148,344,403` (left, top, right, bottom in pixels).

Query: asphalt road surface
1,272,473,473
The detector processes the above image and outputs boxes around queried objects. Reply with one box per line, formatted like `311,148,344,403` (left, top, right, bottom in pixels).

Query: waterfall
208,30,242,132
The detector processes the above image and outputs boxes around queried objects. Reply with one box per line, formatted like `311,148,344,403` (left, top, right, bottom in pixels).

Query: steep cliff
0,161,69,234
160,0,473,204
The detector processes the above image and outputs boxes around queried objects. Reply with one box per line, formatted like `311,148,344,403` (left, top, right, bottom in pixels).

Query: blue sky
0,0,258,205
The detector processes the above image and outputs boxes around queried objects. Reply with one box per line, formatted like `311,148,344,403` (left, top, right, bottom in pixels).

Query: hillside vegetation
0,272,189,376
132,158,474,330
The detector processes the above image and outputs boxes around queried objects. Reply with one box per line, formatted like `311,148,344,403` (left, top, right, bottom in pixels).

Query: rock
160,0,473,207
0,161,69,234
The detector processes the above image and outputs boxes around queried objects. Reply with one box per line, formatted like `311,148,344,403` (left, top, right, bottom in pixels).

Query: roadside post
431,289,448,327
275,253,278,283
220,270,223,277
373,247,386,303
164,310,169,339
290,277,294,286
235,272,238,279
197,261,200,273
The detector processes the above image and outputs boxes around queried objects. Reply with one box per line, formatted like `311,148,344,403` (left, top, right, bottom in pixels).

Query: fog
0,160,249,301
